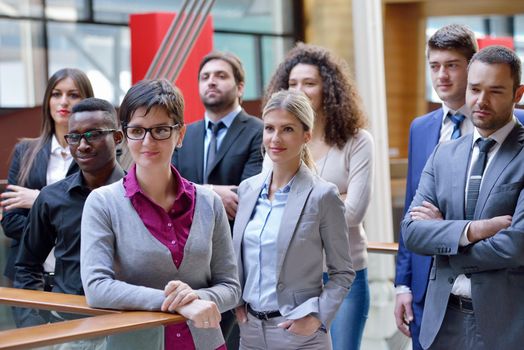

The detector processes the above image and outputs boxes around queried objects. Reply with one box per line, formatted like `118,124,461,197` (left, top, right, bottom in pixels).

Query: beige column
352,0,400,349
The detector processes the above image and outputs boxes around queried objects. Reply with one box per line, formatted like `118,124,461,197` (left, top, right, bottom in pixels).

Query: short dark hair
469,45,522,93
428,24,478,62
119,79,185,126
72,97,118,128
198,51,245,85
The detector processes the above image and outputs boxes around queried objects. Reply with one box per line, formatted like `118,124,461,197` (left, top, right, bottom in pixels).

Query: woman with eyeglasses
81,79,240,350
1,68,93,293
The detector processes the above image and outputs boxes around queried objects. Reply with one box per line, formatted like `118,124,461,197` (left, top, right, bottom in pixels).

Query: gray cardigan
80,180,241,350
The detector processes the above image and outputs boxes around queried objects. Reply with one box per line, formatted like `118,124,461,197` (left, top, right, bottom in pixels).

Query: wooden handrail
367,241,398,254
0,311,184,350
0,287,118,315
0,287,184,349
0,241,398,349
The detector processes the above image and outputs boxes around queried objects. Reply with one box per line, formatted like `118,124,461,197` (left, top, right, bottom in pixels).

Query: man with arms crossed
403,45,524,349
14,98,124,326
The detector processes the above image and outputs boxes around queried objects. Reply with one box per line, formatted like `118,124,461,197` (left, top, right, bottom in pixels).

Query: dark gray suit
402,123,524,349
172,110,263,186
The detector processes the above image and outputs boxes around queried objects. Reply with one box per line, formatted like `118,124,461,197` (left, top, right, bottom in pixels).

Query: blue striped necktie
449,113,465,140
465,138,497,220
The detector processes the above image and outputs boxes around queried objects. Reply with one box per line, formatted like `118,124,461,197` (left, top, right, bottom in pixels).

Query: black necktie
205,121,225,183
465,138,497,220
449,113,465,140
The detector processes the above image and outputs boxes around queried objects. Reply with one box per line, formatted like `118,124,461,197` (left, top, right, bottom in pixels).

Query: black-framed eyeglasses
64,129,116,145
123,124,180,141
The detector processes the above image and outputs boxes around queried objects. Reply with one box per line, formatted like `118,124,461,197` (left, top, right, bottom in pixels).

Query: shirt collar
67,164,125,192
204,105,242,129
471,116,516,149
51,134,70,155
123,164,191,201
260,171,295,199
441,103,471,126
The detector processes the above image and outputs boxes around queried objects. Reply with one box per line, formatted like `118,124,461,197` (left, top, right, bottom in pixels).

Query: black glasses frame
64,129,116,145
123,124,181,141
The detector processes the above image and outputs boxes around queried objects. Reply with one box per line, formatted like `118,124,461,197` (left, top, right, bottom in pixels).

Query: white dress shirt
202,105,241,177
46,134,73,186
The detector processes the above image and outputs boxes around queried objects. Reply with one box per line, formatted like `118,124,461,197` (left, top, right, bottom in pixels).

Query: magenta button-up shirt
123,165,225,350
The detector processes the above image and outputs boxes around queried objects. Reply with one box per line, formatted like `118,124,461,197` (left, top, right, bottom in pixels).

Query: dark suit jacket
402,123,524,349
396,108,524,312
172,110,263,186
1,139,78,279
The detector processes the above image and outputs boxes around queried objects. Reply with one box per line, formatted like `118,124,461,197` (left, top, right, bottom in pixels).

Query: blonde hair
262,90,316,170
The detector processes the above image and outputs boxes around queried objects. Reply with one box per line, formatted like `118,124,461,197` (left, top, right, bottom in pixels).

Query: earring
176,143,183,149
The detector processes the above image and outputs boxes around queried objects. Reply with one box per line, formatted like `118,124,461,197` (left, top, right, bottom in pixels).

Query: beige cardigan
316,129,374,271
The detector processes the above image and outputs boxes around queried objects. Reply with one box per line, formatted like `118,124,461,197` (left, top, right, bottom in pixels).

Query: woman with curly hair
265,43,374,350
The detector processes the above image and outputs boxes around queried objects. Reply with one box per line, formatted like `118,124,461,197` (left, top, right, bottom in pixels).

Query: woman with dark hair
233,90,354,349
81,79,240,350
265,43,374,350
1,68,94,287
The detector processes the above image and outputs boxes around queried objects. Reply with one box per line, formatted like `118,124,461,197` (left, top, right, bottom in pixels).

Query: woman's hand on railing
175,299,221,329
161,280,198,312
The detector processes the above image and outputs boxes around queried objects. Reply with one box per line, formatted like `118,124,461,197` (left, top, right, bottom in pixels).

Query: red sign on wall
129,13,214,124
477,36,515,50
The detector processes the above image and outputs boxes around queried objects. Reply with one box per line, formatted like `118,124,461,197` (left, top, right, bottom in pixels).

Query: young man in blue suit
394,25,479,349
402,45,524,350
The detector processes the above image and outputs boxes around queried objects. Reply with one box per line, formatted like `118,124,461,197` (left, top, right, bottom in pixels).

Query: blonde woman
233,90,355,349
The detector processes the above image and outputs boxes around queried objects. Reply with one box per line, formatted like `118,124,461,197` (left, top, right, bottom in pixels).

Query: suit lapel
451,135,473,219
206,111,247,178
32,140,51,188
233,173,267,285
476,124,524,217
425,108,443,157
275,165,314,281
193,121,206,183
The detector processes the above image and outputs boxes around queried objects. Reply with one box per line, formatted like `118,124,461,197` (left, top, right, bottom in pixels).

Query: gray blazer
402,124,524,349
81,181,241,350
233,164,355,328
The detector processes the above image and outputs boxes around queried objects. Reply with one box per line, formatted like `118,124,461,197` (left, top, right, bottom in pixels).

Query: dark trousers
221,310,240,349
430,304,485,350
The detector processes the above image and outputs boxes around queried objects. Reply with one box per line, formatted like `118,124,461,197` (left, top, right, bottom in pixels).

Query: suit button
448,277,454,284
277,283,284,291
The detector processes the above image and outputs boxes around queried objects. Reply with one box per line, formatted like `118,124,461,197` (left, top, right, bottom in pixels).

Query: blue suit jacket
396,107,524,305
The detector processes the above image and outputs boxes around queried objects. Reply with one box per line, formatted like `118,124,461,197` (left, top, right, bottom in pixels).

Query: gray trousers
430,304,486,350
239,312,331,350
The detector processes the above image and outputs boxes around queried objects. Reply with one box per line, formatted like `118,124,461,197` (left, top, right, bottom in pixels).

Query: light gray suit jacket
233,164,355,328
402,124,524,349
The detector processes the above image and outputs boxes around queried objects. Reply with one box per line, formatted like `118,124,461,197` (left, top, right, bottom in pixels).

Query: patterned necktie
205,121,225,183
465,138,497,220
449,113,465,140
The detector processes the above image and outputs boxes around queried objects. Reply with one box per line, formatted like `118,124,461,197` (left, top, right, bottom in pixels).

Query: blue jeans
324,268,370,350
